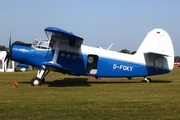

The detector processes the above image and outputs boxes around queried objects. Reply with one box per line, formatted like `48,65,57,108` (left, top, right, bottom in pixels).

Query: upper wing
45,27,84,47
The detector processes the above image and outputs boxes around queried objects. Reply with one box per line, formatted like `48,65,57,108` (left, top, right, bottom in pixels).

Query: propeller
4,31,12,67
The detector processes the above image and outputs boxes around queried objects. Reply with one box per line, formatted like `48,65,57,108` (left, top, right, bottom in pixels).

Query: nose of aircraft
9,41,31,64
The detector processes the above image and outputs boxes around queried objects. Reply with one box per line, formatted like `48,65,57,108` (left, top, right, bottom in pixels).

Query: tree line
0,45,6,51
118,49,136,55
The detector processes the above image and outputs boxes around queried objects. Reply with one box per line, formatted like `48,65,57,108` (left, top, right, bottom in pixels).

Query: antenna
107,43,113,50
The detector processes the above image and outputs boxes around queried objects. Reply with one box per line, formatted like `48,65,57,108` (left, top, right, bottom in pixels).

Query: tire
31,77,42,86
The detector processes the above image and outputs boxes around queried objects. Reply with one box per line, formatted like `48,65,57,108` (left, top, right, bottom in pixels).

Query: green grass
0,67,180,120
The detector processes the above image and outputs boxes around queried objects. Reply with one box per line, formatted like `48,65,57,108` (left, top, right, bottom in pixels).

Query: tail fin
136,28,174,71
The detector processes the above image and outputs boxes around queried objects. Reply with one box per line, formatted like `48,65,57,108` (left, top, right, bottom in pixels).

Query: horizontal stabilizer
148,52,169,57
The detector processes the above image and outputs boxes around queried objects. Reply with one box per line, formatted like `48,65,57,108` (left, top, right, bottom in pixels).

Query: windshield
32,39,50,49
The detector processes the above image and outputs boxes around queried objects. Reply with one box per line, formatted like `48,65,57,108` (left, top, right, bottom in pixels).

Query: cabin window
32,39,50,49
39,41,48,48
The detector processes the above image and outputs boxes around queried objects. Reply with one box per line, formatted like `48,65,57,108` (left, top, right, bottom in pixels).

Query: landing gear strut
144,77,152,83
31,69,50,86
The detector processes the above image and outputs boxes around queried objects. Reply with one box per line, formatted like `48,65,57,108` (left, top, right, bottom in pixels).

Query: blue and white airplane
5,27,174,86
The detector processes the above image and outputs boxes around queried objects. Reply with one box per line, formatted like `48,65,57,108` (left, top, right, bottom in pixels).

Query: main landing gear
31,69,50,86
144,77,152,83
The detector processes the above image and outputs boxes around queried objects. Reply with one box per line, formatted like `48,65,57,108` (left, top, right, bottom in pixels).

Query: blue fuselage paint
54,50,171,77
11,44,54,68
95,56,170,77
56,51,86,75
11,44,171,77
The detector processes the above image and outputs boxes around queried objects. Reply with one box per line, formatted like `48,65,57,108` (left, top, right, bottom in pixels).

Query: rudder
136,28,174,71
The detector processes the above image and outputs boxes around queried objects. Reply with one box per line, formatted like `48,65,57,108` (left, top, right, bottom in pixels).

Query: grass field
0,67,180,120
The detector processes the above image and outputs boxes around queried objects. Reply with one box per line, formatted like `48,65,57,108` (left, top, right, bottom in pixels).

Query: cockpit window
39,41,48,48
32,39,50,49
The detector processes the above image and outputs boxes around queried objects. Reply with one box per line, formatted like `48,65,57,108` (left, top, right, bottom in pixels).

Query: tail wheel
31,77,42,86
147,78,152,82
144,77,152,83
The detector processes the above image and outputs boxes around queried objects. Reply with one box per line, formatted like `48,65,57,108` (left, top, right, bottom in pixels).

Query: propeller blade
9,34,11,48
4,51,9,62
4,31,12,68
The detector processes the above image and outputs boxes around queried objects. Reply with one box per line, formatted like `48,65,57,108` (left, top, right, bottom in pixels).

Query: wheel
31,77,42,86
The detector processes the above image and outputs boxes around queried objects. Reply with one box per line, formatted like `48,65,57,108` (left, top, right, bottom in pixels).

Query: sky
0,0,180,55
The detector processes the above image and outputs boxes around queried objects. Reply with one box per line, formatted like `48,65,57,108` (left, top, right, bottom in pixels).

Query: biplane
5,27,174,86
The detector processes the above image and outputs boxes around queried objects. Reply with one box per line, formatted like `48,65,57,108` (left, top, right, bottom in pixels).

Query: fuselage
7,27,174,86
11,40,171,78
